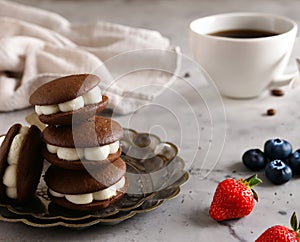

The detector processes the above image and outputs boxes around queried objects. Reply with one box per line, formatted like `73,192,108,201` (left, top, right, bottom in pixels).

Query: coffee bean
266,108,276,116
271,88,284,97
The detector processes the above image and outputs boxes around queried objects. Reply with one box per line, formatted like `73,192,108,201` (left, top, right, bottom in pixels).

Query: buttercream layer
49,176,126,204
38,96,108,126
48,178,128,211
35,86,102,115
43,148,122,170
46,141,119,161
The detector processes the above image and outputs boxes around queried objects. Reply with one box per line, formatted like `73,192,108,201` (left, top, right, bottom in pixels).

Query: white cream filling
65,193,93,205
0,136,6,146
49,176,126,205
57,147,84,161
35,105,59,115
82,85,102,105
84,145,110,161
35,86,102,115
2,126,29,199
46,141,119,161
46,144,58,154
58,96,84,112
6,187,17,199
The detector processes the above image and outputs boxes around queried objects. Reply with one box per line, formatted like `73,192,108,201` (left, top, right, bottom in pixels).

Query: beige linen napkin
0,0,180,114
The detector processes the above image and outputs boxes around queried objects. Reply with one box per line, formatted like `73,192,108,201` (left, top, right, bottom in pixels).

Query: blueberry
287,149,300,175
265,160,292,185
264,138,292,160
242,149,266,171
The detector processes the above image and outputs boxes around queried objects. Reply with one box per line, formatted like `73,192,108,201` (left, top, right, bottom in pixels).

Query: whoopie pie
45,158,128,211
0,124,43,202
42,116,123,170
29,74,108,125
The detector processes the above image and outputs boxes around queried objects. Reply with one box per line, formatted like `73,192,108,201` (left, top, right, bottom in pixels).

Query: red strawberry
256,212,300,242
209,174,261,221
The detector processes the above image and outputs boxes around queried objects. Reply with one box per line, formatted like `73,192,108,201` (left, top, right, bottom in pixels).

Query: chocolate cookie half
45,158,128,211
29,74,108,125
42,116,124,170
0,124,44,202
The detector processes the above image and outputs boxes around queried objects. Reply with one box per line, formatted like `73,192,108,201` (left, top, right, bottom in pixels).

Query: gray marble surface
1,0,300,241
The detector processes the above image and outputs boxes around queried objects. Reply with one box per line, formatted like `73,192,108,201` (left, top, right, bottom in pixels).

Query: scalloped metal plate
0,127,189,228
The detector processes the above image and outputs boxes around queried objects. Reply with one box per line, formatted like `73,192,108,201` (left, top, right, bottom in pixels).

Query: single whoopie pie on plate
0,124,44,202
42,116,123,170
29,74,108,125
45,158,128,211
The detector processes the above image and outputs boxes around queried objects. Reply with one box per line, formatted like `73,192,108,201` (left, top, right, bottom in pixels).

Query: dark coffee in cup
209,29,278,38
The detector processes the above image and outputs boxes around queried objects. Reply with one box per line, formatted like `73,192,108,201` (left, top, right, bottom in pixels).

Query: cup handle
271,55,300,88
270,70,299,88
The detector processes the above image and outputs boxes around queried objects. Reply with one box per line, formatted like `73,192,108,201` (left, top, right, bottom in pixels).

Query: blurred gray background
14,0,300,55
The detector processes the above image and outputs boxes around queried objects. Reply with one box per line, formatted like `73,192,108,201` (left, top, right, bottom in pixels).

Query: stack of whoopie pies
29,74,128,211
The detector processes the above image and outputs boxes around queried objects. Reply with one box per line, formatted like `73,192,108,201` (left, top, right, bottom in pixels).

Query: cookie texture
45,158,126,194
48,178,128,211
42,116,124,147
29,74,100,105
43,148,122,170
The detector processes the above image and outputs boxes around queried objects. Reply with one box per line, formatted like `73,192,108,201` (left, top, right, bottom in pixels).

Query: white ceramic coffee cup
190,12,298,98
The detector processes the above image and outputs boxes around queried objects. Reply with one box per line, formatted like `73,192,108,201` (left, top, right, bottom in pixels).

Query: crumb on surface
183,72,190,78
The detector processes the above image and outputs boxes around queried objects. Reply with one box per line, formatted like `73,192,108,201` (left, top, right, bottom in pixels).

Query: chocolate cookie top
42,116,124,148
29,74,100,105
0,124,44,202
45,158,126,194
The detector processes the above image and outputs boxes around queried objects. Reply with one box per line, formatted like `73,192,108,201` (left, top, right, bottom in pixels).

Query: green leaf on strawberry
245,174,263,188
291,212,298,232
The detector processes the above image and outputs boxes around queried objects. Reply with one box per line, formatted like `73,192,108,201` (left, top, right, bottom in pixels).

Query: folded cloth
0,0,180,114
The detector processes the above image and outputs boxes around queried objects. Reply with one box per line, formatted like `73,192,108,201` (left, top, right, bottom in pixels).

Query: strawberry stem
244,174,262,188
240,174,262,202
